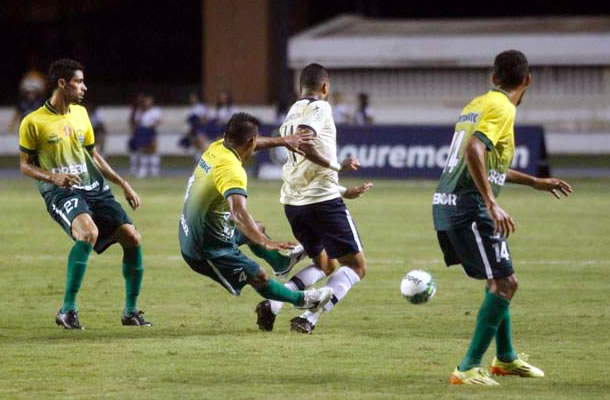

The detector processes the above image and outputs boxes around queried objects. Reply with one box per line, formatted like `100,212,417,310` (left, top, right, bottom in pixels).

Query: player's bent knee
249,269,269,289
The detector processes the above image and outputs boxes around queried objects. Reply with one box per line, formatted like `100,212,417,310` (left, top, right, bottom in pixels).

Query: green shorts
43,187,132,254
181,246,260,296
436,215,514,280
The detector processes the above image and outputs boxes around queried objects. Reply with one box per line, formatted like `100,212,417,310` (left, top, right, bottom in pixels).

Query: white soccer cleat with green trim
490,354,545,378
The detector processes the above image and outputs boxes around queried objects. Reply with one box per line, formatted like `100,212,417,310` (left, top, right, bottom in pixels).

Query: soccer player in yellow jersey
179,113,334,312
433,50,573,385
19,59,151,329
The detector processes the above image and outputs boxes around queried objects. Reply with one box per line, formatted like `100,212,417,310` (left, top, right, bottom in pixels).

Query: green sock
122,246,143,314
61,240,92,312
255,279,304,306
248,243,289,273
458,290,510,371
496,308,518,362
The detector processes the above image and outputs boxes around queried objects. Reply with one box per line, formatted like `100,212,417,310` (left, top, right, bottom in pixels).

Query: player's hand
122,182,141,210
343,182,374,199
533,177,573,199
52,173,81,189
263,240,297,251
283,130,315,156
487,202,515,238
340,157,360,172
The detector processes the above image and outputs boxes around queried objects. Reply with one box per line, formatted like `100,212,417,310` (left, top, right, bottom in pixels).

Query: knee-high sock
269,264,326,315
458,290,510,371
255,279,304,306
496,307,517,362
150,154,161,177
62,241,92,312
129,153,139,175
122,246,143,313
302,266,360,325
248,243,287,274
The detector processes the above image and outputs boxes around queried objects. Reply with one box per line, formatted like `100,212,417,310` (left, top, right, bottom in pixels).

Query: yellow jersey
179,139,248,259
19,100,106,195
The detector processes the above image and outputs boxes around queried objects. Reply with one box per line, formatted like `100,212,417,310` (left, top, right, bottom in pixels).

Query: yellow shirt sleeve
18,116,37,154
474,101,514,149
213,160,248,198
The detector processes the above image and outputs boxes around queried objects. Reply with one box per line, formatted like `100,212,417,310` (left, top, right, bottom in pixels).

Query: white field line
11,255,610,266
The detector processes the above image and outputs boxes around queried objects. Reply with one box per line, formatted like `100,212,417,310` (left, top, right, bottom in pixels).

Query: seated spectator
179,92,209,159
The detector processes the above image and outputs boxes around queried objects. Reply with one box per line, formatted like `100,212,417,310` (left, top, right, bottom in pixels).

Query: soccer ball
400,270,436,304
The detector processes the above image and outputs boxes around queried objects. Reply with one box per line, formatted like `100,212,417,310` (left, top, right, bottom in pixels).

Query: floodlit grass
1,177,609,399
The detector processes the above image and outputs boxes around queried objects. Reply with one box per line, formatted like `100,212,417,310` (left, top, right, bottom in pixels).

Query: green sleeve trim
474,131,494,151
19,145,36,155
223,188,248,199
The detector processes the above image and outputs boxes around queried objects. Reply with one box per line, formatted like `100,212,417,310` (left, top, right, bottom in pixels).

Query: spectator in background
88,102,107,155
133,94,162,178
179,92,209,160
128,94,145,175
206,90,235,136
8,64,46,132
354,92,374,125
332,92,352,125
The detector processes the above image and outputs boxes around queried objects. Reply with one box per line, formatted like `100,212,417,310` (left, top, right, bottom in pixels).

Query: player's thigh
44,188,93,240
446,220,513,280
89,193,134,254
311,198,364,260
284,204,324,258
182,249,261,296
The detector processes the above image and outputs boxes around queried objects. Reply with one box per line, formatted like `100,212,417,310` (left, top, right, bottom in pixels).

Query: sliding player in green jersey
179,113,333,314
19,59,150,329
433,50,573,385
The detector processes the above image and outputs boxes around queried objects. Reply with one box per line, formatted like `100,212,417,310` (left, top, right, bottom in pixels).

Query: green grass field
1,177,609,400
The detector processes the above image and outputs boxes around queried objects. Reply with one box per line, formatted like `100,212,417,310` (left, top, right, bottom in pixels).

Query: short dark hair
225,112,260,147
494,50,529,90
299,63,329,91
48,58,84,89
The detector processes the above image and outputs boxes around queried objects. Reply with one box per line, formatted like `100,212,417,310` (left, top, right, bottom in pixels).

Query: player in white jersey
256,63,372,334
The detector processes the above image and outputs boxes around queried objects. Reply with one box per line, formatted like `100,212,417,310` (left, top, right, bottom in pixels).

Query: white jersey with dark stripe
279,98,341,206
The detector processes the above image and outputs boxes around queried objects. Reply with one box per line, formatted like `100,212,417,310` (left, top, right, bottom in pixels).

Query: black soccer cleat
290,316,315,335
255,300,276,331
121,310,152,327
56,309,85,330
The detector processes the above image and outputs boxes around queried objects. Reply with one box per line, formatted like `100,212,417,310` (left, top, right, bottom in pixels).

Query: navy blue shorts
284,197,363,259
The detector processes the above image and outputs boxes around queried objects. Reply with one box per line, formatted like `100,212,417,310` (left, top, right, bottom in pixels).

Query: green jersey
433,89,516,230
179,139,248,260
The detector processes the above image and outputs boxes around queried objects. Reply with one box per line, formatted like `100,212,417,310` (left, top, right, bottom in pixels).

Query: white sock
129,154,139,175
150,154,161,177
138,155,149,178
302,266,361,325
269,264,326,315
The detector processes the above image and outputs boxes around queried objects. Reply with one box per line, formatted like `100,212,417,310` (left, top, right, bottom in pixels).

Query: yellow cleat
450,367,500,385
490,353,545,378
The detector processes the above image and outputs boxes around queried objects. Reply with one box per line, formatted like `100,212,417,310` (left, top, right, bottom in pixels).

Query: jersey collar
44,100,70,115
222,141,242,162
491,87,511,100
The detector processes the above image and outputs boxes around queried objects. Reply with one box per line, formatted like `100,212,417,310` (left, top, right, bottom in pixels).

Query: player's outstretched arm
254,131,315,155
340,182,374,199
19,152,81,188
506,169,573,199
226,194,296,251
465,136,515,237
90,148,141,210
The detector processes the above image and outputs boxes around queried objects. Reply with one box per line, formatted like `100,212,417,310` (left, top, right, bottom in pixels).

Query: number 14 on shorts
493,241,510,262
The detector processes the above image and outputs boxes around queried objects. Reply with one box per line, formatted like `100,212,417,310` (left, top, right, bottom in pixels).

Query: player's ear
523,73,532,88
57,78,66,89
491,73,500,86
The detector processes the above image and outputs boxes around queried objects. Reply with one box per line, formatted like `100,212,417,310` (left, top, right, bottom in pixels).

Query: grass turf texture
1,177,609,400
